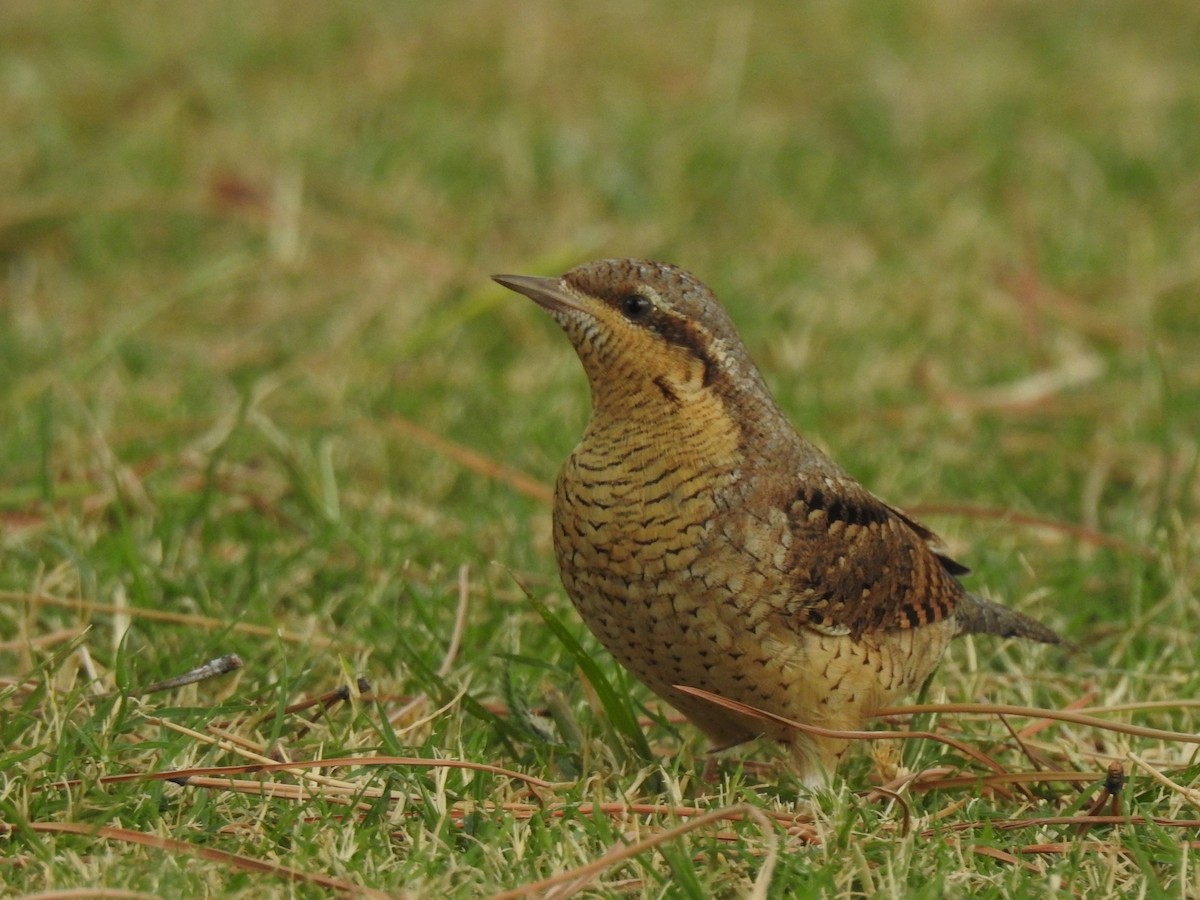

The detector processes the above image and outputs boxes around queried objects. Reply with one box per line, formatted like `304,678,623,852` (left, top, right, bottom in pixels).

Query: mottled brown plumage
495,259,1060,784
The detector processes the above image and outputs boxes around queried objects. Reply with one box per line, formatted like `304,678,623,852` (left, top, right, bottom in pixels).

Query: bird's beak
493,274,583,315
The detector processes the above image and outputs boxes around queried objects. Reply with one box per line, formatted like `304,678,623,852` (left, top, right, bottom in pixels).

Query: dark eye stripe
653,315,717,386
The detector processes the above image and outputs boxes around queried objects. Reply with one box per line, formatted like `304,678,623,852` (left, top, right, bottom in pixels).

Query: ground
2,2,1199,896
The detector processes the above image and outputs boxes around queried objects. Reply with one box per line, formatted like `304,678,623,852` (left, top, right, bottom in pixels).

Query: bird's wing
779,477,966,639
880,498,971,576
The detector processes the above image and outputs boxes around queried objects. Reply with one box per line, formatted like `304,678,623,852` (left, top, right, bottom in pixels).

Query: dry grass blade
1,591,347,649
45,755,557,793
1128,754,1200,810
488,803,777,900
11,890,159,900
0,821,392,898
4,4,1197,895
439,563,472,678
493,803,814,840
143,716,365,799
179,776,338,802
0,627,88,653
742,807,780,900
448,802,809,842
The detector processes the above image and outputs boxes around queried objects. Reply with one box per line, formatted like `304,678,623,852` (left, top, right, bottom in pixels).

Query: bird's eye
620,294,651,320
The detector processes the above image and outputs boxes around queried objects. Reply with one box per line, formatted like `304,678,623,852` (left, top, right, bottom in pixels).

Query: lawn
2,1,1199,896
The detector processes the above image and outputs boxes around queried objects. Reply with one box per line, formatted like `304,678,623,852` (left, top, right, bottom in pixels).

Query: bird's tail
955,592,1063,645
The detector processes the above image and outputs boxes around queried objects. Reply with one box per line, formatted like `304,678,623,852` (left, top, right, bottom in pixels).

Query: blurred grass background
2,1,1199,896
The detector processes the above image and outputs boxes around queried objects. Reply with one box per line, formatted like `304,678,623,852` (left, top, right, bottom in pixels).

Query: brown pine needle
674,685,1010,775
905,503,1152,557
1071,700,1200,716
908,771,1103,793
1019,840,1200,855
872,701,1200,745
925,815,1200,836
386,415,553,504
1013,691,1098,741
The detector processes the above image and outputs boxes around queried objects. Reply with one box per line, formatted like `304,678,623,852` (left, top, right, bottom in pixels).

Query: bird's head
494,259,769,414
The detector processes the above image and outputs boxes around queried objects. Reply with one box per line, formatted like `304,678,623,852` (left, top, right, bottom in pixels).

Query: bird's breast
552,391,743,585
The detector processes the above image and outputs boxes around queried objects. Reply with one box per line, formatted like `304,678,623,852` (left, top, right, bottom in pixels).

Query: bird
494,259,1061,785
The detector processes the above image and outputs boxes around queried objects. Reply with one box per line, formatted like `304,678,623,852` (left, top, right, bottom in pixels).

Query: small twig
1076,762,1126,835
70,652,244,702
284,677,371,742
867,766,956,803
137,654,244,696
282,678,371,716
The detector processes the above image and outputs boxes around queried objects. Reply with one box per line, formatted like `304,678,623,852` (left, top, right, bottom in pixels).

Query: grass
2,0,1199,895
